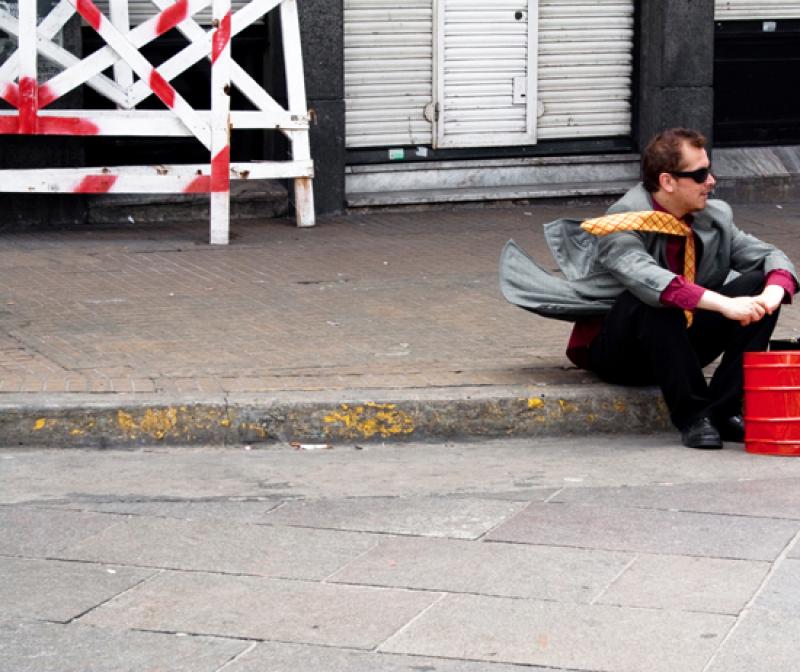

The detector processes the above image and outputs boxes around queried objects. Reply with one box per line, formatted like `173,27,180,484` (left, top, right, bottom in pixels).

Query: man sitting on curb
500,127,798,449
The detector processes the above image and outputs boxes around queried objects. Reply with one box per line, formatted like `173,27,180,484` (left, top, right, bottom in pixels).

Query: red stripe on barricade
211,11,232,64
156,0,189,36
39,116,101,135
1,83,18,108
210,146,230,193
0,115,100,135
75,175,118,193
38,83,58,109
149,70,176,109
18,77,38,134
76,0,103,31
184,175,211,193
0,117,20,133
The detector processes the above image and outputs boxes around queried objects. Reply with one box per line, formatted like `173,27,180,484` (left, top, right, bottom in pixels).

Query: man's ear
658,172,675,193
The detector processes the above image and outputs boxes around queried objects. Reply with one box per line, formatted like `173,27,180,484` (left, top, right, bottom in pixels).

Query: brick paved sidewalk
0,204,591,396
1,200,799,445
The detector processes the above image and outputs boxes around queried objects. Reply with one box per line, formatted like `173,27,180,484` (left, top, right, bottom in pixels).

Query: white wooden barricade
0,0,314,244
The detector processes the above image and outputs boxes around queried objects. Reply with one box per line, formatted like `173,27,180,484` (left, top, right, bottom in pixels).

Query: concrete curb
0,384,672,448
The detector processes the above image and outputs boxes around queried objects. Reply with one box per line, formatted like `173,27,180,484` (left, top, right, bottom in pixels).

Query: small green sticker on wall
388,148,405,161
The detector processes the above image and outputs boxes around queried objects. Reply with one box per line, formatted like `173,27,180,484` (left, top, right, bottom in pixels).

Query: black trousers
588,271,780,430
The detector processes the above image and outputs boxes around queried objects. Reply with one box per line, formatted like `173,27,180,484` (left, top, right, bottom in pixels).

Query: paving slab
595,553,769,615
328,535,632,603
0,448,296,504
753,558,800,617
0,444,561,503
81,570,440,650
552,477,800,520
0,556,154,622
0,506,122,556
0,446,291,505
263,496,527,539
5,439,800,503
486,502,800,560
0,618,247,672
227,641,562,672
59,515,379,580
40,497,288,522
381,593,733,672
705,610,800,672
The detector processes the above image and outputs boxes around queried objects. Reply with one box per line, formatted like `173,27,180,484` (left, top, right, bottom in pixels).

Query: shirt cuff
766,269,797,304
660,276,705,311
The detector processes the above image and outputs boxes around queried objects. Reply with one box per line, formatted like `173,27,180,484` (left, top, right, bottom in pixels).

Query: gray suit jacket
499,184,798,321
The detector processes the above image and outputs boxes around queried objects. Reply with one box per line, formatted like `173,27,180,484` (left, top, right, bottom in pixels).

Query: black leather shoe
717,415,745,443
681,417,722,449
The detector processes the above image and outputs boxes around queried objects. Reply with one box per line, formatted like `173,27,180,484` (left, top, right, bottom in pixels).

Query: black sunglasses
670,166,712,183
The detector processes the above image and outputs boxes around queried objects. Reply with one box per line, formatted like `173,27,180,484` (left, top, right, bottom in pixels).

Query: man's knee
720,270,766,297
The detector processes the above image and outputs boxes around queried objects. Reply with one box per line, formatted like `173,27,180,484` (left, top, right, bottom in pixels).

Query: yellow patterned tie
580,211,696,326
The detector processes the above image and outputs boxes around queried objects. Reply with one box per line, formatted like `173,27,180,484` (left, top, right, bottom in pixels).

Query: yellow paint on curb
558,399,578,413
117,410,137,436
33,418,47,431
239,422,269,439
140,408,178,440
527,398,545,409
323,402,415,439
117,408,179,440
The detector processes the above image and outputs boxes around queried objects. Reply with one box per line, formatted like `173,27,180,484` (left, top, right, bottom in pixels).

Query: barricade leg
294,176,315,228
281,0,315,228
209,0,232,244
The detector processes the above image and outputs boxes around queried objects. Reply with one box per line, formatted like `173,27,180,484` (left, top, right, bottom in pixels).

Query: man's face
668,143,716,215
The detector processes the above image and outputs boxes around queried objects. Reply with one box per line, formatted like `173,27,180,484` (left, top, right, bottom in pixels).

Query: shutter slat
715,1,800,19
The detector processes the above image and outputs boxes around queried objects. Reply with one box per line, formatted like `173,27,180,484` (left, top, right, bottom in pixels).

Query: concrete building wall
635,0,715,148
298,0,345,215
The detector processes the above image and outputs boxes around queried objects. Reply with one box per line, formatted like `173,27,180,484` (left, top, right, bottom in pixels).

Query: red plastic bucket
743,351,800,456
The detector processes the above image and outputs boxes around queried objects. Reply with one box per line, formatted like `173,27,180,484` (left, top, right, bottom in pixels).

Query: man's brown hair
641,128,707,193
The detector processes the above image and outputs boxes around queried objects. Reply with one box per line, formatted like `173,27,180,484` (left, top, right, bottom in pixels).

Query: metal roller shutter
715,1,800,20
435,0,537,148
538,0,633,140
345,0,633,149
345,1,434,148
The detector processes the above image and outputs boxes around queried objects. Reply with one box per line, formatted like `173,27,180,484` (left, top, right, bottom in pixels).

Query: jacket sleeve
707,199,799,289
594,230,678,307
728,223,799,289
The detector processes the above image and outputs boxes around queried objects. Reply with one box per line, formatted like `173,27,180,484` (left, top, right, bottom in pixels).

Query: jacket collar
617,183,714,231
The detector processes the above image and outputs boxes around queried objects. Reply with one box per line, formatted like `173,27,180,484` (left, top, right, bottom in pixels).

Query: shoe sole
689,442,723,450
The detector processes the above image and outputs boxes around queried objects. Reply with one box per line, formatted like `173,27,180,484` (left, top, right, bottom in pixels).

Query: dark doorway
714,19,800,145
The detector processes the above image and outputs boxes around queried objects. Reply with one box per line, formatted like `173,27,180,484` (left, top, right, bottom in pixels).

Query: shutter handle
423,102,439,123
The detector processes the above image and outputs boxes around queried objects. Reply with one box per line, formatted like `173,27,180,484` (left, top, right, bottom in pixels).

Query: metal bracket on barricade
0,0,314,243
